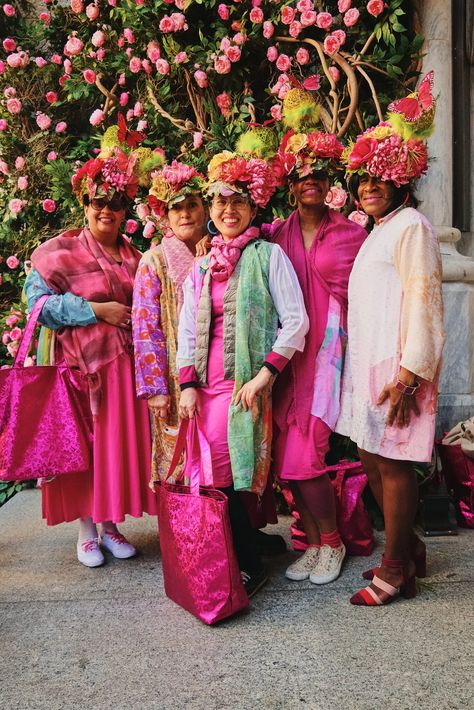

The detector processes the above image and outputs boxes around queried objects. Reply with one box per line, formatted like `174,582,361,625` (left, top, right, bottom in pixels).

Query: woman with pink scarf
268,128,367,586
25,146,157,567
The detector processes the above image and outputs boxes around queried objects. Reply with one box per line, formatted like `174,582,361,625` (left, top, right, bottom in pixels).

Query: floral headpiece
207,150,277,208
275,129,344,181
147,160,206,218
343,72,435,187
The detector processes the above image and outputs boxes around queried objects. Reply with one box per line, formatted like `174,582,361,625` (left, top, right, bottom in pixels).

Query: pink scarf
161,234,196,311
209,226,260,281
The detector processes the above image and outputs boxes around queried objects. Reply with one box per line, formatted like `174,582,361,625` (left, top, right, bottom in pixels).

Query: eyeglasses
211,196,250,210
87,196,127,212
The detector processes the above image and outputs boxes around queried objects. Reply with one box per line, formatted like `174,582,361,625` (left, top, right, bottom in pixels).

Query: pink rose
7,342,19,357
83,69,96,84
216,91,231,117
226,46,241,63
297,0,314,10
136,120,147,131
193,131,203,149
281,6,295,24
328,65,341,82
367,0,385,17
124,28,135,44
133,101,143,117
129,56,141,73
2,332,10,345
332,29,346,45
159,16,174,33
3,5,16,17
263,21,274,39
125,219,138,234
64,37,84,56
155,59,170,75
10,327,22,341
3,38,16,52
249,7,264,23
316,12,333,29
46,91,58,103
91,31,105,48
194,69,208,88
42,198,56,213
50,54,62,65
55,121,67,133
220,36,231,52
118,73,126,85
270,104,282,121
174,51,188,64
0,119,8,130
343,8,360,27
39,12,51,25
325,185,347,210
276,54,291,72
6,255,19,268
0,160,9,174
136,203,150,219
47,151,57,161
17,176,28,190
89,109,105,126
348,136,379,169
267,46,278,62
5,315,19,327
171,12,187,30
36,112,51,130
35,57,47,68
214,55,231,74
233,32,246,46
348,210,369,228
85,3,99,20
147,41,160,62
14,157,24,170
119,92,129,106
296,47,310,65
218,4,229,21
7,52,28,69
338,0,352,12
6,98,22,114
64,58,72,74
143,221,155,239
301,10,317,27
289,21,302,38
323,35,341,55
71,0,84,12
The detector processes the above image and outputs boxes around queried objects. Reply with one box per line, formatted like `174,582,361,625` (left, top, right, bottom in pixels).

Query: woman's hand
195,235,211,257
377,383,420,428
148,394,170,419
90,301,131,328
234,368,273,412
179,388,199,419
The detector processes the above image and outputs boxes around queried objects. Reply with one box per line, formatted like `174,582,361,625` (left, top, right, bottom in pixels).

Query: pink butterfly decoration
387,71,434,123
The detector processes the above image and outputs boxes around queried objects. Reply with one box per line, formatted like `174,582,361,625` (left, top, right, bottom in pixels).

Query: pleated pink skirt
42,353,156,525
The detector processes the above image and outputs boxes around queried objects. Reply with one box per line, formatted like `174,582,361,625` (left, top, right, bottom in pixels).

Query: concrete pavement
1,489,473,710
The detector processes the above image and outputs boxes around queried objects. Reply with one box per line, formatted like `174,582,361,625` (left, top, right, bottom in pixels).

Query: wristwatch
395,379,419,396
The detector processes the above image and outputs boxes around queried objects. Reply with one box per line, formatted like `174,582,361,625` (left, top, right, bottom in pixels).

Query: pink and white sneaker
100,531,137,559
77,538,105,568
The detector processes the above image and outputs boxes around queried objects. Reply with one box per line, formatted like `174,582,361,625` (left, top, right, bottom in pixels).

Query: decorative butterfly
117,113,145,148
387,71,434,123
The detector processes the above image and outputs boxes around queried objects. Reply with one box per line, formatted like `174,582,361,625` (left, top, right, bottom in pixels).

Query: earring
288,192,297,208
82,215,88,228
207,219,219,236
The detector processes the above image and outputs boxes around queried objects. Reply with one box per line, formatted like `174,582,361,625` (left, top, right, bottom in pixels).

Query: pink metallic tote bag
0,295,93,481
155,418,249,625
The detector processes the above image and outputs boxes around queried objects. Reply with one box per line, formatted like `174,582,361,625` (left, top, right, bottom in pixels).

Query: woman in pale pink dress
340,75,445,605
25,146,157,567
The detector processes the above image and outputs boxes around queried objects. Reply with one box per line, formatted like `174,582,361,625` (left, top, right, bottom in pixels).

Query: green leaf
392,23,407,33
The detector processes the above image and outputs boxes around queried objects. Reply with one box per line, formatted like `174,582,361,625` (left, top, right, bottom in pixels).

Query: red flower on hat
348,136,379,169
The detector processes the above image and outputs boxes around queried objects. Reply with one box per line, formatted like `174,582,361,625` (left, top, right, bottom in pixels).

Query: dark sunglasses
87,196,127,212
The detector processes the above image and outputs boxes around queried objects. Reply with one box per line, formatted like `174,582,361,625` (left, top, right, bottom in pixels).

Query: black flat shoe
241,569,268,598
252,529,287,556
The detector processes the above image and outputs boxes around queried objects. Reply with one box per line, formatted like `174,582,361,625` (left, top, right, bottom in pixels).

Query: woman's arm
177,273,199,418
25,269,97,330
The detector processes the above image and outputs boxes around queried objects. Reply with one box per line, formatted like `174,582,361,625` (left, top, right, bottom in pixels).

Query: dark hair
347,173,419,211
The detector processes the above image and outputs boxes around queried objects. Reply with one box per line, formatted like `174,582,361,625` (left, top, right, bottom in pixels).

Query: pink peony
193,131,203,149
129,56,141,73
218,4,229,21
338,0,352,12
316,12,333,29
91,31,105,48
276,54,291,72
281,6,295,24
42,198,56,213
226,46,241,63
348,210,369,227
36,112,51,130
214,55,231,74
47,151,57,161
125,219,138,234
119,92,129,106
46,91,58,103
85,3,99,20
296,48,310,65
17,176,28,190
83,69,96,83
267,46,278,62
55,121,67,133
174,51,188,64
6,98,22,114
3,4,16,17
263,21,274,39
89,109,105,126
64,37,84,56
3,38,16,52
6,255,19,268
249,7,264,23
155,59,170,75
344,8,360,27
367,0,385,17
323,35,341,55
194,69,208,88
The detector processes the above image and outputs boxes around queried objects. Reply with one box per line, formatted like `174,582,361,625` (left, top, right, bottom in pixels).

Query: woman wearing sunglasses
25,144,157,567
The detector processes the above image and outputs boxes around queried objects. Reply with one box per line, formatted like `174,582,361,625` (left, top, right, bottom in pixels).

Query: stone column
418,0,474,432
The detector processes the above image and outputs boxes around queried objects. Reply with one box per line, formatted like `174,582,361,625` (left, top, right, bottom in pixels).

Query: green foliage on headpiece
236,126,278,160
100,125,122,151
282,88,320,131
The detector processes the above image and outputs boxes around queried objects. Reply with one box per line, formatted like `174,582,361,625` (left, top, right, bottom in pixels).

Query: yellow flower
149,175,170,203
369,125,393,140
285,133,308,154
208,151,235,182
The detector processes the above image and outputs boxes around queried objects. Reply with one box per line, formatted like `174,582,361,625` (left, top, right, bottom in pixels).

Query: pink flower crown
71,147,140,203
274,130,344,181
207,151,277,208
147,160,206,218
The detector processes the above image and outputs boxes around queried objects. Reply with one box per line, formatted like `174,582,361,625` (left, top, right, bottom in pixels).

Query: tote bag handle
166,417,214,494
14,295,50,367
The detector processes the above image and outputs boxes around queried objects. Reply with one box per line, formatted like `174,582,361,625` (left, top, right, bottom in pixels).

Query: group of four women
25,84,445,608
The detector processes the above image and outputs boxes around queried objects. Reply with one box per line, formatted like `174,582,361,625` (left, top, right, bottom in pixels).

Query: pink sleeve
264,351,290,373
179,365,198,385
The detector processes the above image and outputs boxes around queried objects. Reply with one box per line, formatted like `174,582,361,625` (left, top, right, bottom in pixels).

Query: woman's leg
289,481,321,545
292,475,338,537
77,517,104,567
221,486,264,576
358,447,384,511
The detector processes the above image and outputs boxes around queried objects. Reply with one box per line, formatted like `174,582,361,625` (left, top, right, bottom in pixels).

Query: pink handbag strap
14,294,50,367
166,417,214,494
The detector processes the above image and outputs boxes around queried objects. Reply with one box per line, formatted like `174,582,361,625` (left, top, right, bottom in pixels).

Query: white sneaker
309,543,346,585
77,538,105,568
100,531,136,559
285,547,321,581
